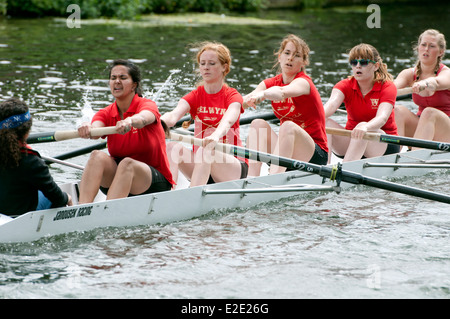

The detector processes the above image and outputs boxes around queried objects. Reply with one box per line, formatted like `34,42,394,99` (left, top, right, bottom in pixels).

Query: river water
0,4,449,300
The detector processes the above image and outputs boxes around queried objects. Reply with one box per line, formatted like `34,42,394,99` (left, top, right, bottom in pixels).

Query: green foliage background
2,0,270,19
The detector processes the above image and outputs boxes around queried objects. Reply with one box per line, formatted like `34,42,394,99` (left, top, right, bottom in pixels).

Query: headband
0,110,31,130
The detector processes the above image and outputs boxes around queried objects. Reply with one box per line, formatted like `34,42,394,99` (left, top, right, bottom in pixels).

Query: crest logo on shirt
370,98,379,109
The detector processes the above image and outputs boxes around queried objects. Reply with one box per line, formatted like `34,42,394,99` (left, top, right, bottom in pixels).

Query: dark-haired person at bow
0,98,72,220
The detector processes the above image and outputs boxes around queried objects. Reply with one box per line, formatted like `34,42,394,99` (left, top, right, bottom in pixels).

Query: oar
41,155,84,170
52,141,107,160
27,126,117,144
169,132,450,204
326,127,450,152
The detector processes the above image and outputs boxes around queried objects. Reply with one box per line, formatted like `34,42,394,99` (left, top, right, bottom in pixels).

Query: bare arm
244,77,310,109
413,67,450,95
160,99,191,127
394,68,414,89
352,102,394,139
243,81,267,109
324,88,345,118
115,109,157,134
263,78,311,102
206,102,242,145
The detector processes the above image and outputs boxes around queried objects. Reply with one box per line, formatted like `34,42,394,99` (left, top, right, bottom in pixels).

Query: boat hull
0,149,448,243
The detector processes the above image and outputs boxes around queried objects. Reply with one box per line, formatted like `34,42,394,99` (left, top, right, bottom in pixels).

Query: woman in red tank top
394,29,450,147
161,41,246,187
324,43,398,162
243,34,328,176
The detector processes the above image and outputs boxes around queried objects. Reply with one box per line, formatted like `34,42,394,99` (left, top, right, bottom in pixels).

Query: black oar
170,132,450,204
52,141,107,160
326,127,450,152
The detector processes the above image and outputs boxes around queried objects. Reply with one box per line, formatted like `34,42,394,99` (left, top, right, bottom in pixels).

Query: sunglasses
349,59,376,67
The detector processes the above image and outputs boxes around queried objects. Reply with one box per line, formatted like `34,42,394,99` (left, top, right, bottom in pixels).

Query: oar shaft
169,132,450,204
326,127,450,152
379,134,450,151
41,155,84,170
53,142,107,160
326,127,381,142
27,127,117,144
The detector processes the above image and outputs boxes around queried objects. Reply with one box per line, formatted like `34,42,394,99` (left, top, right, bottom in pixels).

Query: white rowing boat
1,148,449,243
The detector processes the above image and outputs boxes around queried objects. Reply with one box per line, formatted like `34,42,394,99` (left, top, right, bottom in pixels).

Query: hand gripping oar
326,127,450,152
169,132,450,204
27,126,118,144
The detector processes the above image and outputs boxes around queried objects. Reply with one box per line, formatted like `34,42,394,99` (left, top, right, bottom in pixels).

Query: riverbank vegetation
2,0,269,19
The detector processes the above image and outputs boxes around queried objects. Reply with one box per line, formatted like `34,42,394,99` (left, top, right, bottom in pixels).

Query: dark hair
0,98,33,169
108,59,143,97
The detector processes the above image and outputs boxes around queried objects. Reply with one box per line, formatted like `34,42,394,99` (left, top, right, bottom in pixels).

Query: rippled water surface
0,4,449,299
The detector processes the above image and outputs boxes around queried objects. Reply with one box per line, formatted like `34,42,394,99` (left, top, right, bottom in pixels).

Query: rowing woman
394,29,450,147
77,59,174,203
0,98,72,217
243,34,328,176
324,43,399,162
161,41,247,187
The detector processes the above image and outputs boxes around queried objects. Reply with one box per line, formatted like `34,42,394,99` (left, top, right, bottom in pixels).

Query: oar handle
169,132,233,154
27,126,118,143
326,127,381,142
53,126,118,141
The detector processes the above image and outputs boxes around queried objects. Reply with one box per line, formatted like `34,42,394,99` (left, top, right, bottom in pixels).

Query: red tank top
413,64,450,116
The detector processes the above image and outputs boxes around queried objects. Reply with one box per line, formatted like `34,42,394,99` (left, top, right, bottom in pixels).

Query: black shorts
333,143,401,159
285,144,328,171
309,144,329,165
100,163,172,196
207,160,249,184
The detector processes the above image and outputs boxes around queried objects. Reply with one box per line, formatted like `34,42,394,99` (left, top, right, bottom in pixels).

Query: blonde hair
348,43,393,83
273,34,310,74
414,29,446,80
